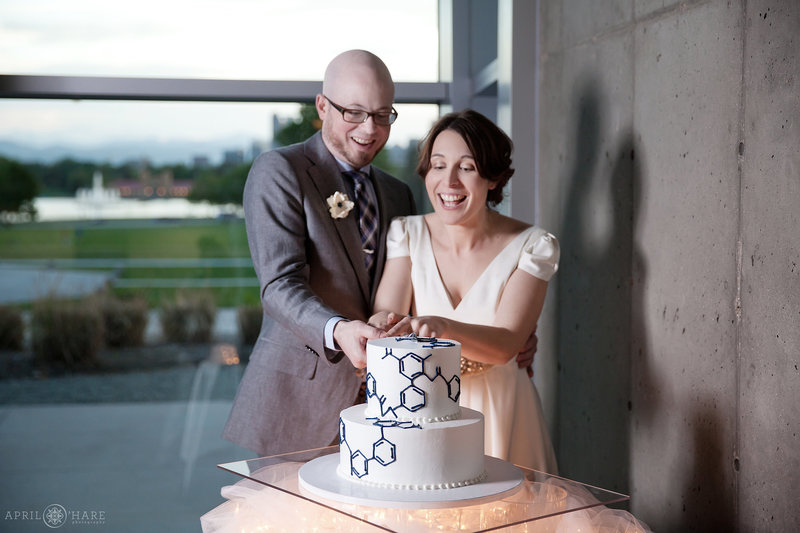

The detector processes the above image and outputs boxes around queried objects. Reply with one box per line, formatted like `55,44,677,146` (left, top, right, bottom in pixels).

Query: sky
0,0,440,160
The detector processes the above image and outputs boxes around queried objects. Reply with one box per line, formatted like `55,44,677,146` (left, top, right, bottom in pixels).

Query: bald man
223,50,416,456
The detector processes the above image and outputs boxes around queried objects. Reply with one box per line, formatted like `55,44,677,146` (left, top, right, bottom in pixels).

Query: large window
0,0,440,81
0,2,440,530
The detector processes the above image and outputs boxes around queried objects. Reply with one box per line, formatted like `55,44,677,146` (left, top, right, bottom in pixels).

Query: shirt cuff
324,316,346,351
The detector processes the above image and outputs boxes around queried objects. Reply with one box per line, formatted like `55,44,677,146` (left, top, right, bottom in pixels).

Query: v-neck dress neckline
419,218,536,311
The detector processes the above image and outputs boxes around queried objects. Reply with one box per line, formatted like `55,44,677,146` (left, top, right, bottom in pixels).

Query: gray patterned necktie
344,170,378,273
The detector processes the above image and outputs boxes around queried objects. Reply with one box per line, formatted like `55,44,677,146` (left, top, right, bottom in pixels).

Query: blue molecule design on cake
339,418,418,478
365,340,461,419
337,335,486,488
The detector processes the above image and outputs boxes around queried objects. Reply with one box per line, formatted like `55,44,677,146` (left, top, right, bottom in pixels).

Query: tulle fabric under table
200,462,652,533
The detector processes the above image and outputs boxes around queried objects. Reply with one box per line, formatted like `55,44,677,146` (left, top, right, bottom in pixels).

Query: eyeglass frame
323,95,398,126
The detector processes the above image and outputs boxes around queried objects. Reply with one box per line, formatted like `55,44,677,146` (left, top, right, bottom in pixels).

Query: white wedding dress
385,215,559,473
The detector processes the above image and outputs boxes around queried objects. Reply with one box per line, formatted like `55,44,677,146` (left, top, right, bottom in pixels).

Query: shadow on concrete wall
560,78,736,530
633,318,735,528
623,111,735,533
556,75,639,495
683,400,736,532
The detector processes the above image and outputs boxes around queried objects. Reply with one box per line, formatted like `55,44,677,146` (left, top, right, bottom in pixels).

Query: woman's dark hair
416,109,514,206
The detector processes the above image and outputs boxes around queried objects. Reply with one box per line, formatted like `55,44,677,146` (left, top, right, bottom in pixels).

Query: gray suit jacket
223,132,416,456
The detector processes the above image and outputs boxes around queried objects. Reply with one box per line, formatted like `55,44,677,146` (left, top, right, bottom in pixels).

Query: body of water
34,196,242,221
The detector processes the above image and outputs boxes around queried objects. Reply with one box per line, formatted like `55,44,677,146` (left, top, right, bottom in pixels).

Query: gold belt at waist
460,357,493,377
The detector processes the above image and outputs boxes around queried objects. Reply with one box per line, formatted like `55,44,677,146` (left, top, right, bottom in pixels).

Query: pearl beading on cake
386,411,462,424
337,465,488,491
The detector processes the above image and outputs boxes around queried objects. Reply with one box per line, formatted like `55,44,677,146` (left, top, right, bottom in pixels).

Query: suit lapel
304,134,371,303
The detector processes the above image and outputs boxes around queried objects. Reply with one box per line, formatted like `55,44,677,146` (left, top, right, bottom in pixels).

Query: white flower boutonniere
327,191,354,219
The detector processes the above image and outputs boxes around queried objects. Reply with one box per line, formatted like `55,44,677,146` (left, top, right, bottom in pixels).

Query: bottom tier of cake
338,405,486,490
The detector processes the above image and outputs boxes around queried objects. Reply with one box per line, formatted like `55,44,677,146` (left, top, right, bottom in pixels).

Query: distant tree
0,156,40,222
116,160,141,181
66,165,93,192
274,104,321,147
398,139,432,213
28,158,95,195
371,149,399,177
189,163,249,206
373,141,430,213
169,163,195,181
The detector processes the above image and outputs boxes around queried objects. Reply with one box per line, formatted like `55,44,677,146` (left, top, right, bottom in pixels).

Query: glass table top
217,446,629,532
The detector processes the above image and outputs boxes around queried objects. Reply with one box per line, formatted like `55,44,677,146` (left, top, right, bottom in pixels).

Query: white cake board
298,454,524,509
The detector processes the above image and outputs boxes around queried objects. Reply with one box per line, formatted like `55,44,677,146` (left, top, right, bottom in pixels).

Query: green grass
0,218,251,259
114,286,260,308
0,218,260,308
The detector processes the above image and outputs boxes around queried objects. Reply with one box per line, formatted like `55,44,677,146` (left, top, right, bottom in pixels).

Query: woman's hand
386,315,450,339
368,311,406,332
517,325,538,378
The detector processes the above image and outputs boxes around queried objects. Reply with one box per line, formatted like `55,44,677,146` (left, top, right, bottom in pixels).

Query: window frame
0,75,447,104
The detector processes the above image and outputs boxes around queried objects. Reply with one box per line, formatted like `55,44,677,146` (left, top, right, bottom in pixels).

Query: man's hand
333,319,385,368
517,326,538,378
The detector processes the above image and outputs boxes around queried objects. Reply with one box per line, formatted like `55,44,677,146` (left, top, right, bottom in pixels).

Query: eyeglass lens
343,110,396,126
325,95,397,125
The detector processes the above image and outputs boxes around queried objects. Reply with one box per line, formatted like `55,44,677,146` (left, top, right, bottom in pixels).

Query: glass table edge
216,446,631,532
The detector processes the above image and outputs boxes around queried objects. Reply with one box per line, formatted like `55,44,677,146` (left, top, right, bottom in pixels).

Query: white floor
0,401,255,532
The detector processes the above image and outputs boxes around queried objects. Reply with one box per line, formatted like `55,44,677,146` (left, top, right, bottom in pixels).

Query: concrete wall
535,1,799,531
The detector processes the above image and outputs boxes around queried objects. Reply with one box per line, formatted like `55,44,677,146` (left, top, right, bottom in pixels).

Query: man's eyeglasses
324,96,398,126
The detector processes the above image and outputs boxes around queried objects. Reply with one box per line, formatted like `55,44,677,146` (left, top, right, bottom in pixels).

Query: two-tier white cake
337,336,487,490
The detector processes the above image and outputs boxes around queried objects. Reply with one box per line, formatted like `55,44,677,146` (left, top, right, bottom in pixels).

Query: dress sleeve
386,216,410,259
518,230,560,281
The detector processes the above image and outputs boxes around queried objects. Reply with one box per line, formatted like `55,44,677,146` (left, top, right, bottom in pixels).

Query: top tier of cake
364,336,462,423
